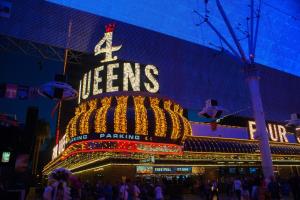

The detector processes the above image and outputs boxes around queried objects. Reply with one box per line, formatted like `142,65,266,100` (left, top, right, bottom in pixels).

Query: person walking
233,177,242,200
132,181,141,200
119,179,129,200
42,168,71,200
104,181,113,200
95,180,105,200
268,176,281,200
154,183,164,200
210,180,219,200
258,177,269,200
289,174,300,200
251,177,260,200
69,175,81,200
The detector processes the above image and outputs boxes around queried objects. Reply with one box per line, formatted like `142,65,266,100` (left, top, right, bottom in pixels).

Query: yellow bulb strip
114,96,128,133
69,104,87,138
173,104,192,140
134,96,148,135
164,100,181,140
80,99,97,134
150,97,167,137
95,97,112,133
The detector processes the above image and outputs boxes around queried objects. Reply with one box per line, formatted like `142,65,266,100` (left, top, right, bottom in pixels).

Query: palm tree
32,119,50,175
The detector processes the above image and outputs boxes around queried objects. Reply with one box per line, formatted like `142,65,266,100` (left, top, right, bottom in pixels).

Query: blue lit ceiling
49,0,300,76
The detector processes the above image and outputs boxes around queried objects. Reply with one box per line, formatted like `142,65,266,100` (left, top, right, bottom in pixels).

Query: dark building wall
1,0,299,126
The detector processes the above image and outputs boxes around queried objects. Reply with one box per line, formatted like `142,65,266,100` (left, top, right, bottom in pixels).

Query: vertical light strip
133,96,148,135
65,119,72,144
150,97,166,137
67,103,87,141
174,104,192,140
114,96,128,133
164,100,181,140
80,99,97,134
95,97,112,133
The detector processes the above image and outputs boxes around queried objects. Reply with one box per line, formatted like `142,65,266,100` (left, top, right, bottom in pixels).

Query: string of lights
80,99,97,134
95,97,112,133
150,97,167,137
134,96,148,135
114,96,128,133
164,100,181,140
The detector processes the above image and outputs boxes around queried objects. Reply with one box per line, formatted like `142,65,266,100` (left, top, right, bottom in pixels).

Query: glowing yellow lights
80,99,97,134
164,100,181,140
94,30,122,63
82,71,91,99
93,66,104,95
95,97,112,133
174,104,183,115
107,63,119,92
64,95,192,146
114,96,128,133
66,103,87,143
150,97,167,137
174,104,192,140
144,65,159,93
134,96,148,135
124,63,140,91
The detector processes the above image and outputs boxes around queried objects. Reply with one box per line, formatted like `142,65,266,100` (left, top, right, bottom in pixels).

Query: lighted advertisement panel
54,24,192,160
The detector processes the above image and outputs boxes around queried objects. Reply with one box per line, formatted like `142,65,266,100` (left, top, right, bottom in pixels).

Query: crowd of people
42,168,171,200
42,168,300,200
192,174,300,200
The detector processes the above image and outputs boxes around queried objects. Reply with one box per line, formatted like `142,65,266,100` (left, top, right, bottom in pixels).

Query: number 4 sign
94,23,122,63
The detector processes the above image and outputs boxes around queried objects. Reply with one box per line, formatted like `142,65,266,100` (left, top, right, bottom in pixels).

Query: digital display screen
1,151,10,163
136,166,153,174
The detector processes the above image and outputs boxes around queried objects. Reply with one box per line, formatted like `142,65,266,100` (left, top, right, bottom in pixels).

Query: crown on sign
105,23,116,33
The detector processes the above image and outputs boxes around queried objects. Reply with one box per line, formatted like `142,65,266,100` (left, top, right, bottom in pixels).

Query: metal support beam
216,0,248,61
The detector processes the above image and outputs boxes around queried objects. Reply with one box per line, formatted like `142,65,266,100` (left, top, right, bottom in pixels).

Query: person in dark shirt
268,176,281,200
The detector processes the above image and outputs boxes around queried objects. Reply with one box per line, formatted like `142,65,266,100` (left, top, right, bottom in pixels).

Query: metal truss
0,35,86,64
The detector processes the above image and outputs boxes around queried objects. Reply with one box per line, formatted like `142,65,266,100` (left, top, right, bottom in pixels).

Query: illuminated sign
62,140,183,159
1,151,10,163
78,24,159,104
139,156,155,164
52,134,67,160
94,23,122,63
192,166,205,174
154,167,172,173
78,62,159,104
58,134,66,155
136,166,153,174
297,128,300,143
153,166,192,174
68,133,141,144
52,145,58,160
176,167,192,172
248,121,290,143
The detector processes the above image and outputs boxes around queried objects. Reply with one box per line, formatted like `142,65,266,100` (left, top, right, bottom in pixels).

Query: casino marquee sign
53,24,192,160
